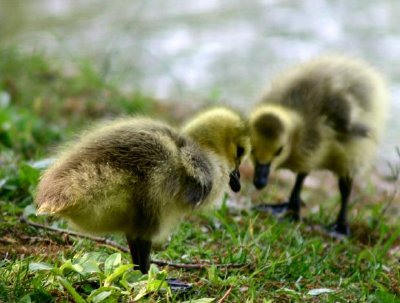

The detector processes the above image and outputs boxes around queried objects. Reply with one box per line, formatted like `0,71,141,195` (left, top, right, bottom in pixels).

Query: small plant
28,252,171,302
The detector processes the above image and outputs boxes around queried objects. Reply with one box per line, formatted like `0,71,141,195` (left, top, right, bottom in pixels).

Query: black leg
252,172,308,220
287,173,308,220
126,235,152,274
330,176,353,237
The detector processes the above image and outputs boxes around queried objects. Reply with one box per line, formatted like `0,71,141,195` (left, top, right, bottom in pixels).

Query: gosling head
183,107,250,192
249,106,297,189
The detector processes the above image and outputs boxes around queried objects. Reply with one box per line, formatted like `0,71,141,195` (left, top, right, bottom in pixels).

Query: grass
0,47,399,302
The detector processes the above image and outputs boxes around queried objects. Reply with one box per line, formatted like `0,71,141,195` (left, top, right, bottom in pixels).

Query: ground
0,48,399,303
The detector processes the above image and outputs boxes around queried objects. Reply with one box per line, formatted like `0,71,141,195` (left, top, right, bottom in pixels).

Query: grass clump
0,47,399,302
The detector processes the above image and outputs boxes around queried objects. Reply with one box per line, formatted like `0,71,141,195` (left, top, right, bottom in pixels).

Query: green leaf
104,264,133,286
60,260,84,275
23,204,37,218
146,279,168,292
19,294,32,303
0,91,10,107
207,265,219,283
19,162,40,186
87,287,116,303
76,252,103,265
0,178,7,189
132,286,150,301
29,262,54,271
119,270,144,290
30,158,54,170
147,263,159,279
81,260,101,274
307,288,335,296
104,253,122,276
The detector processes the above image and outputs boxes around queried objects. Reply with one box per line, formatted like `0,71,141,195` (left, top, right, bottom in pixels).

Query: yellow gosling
36,107,249,273
249,55,389,236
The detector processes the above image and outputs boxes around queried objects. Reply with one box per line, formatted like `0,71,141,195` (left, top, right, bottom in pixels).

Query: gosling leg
126,235,193,292
253,173,308,221
329,176,352,237
126,235,152,274
286,173,308,220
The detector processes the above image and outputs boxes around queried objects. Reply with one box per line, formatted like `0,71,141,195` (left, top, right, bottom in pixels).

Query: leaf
23,204,37,218
146,279,168,292
92,291,112,303
81,260,101,274
207,265,218,283
0,91,10,108
104,253,121,276
79,252,104,263
19,294,32,303
29,262,54,271
87,287,116,303
19,162,40,186
307,288,335,296
0,178,7,189
132,285,149,301
58,276,86,303
181,299,215,303
104,264,133,286
60,260,84,275
119,270,144,290
30,158,54,170
147,263,160,281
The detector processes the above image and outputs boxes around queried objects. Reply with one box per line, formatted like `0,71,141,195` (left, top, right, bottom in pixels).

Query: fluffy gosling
36,107,249,273
249,55,388,236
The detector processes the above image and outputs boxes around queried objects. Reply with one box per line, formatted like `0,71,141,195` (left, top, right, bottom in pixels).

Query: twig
218,286,233,303
20,216,129,252
151,259,247,269
21,217,248,270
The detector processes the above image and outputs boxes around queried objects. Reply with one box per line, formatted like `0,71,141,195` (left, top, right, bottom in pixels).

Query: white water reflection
1,0,399,166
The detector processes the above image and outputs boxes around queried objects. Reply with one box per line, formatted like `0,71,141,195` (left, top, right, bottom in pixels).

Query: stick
20,216,129,252
151,259,247,269
22,217,248,270
218,286,233,303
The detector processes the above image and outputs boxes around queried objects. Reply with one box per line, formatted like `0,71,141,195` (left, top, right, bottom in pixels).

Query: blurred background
1,0,399,168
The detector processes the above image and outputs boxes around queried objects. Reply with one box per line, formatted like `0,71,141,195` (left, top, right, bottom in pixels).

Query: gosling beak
229,169,241,192
253,162,270,190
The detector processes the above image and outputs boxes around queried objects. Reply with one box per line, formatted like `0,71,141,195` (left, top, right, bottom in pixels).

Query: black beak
253,162,270,190
229,169,241,193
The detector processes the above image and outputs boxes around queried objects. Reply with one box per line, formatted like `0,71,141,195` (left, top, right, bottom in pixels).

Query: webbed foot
325,223,350,240
252,202,300,221
252,202,289,215
165,278,193,293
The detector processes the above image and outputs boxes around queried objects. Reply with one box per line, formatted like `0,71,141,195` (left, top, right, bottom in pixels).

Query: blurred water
1,0,399,167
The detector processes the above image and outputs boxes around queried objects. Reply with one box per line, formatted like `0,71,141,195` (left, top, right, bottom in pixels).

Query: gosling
36,108,249,273
249,55,388,236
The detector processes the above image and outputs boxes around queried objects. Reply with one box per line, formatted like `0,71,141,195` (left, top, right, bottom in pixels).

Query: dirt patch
0,223,72,258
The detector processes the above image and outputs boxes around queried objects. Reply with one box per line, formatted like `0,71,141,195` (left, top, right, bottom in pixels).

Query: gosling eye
237,146,245,158
274,146,283,157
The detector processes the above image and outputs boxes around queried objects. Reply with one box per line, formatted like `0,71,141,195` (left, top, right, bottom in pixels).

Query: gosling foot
252,202,300,221
325,222,350,240
165,278,193,293
252,202,289,215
